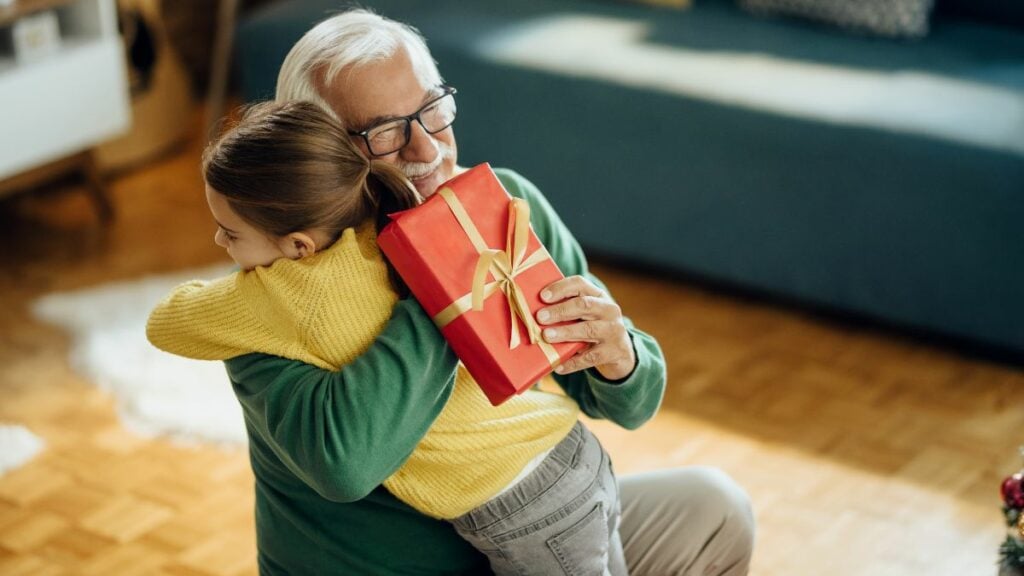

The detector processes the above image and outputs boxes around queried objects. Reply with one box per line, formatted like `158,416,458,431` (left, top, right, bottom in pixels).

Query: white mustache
396,140,454,179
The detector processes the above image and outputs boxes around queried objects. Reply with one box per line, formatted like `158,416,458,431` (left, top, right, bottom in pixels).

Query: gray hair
276,8,442,127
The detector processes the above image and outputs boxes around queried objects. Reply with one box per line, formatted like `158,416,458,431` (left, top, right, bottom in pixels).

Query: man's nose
401,120,438,164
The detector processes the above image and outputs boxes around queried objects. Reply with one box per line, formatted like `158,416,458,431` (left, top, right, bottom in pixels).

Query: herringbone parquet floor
0,110,1021,575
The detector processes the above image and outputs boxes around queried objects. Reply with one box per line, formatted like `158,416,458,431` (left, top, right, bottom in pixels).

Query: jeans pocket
547,502,609,576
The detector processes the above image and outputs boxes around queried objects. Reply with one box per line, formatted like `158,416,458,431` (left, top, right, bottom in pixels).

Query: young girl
147,100,625,575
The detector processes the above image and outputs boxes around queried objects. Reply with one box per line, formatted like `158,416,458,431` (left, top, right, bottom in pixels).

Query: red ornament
1002,473,1024,509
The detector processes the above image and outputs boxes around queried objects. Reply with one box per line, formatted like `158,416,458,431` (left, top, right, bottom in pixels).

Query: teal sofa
236,0,1024,358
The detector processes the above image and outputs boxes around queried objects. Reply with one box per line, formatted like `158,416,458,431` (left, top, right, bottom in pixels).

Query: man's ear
279,232,318,259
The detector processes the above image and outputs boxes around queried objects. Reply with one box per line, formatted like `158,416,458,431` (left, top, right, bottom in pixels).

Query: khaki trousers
618,467,755,576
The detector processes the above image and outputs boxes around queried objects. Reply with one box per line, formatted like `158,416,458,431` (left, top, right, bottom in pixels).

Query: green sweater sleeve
494,168,667,430
224,297,458,502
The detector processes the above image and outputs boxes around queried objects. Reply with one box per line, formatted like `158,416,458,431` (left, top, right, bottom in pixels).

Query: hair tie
368,158,387,176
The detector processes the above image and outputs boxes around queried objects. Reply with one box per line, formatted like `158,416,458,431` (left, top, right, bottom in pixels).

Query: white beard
395,139,454,180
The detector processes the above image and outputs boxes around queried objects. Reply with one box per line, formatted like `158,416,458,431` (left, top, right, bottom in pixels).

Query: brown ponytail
365,160,420,296
202,100,420,295
366,160,420,233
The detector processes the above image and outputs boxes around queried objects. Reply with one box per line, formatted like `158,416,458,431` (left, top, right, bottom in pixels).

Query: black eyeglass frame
348,85,458,157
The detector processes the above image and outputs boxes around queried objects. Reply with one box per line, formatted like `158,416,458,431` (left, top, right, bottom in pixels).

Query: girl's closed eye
216,226,237,242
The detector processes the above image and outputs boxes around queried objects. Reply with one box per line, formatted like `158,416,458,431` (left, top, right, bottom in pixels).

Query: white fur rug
31,264,248,447
0,424,45,476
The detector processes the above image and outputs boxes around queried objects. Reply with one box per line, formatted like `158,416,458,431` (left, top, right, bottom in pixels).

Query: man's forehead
324,51,435,128
345,87,436,128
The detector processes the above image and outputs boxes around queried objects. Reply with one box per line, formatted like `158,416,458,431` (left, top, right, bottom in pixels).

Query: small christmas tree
999,448,1024,576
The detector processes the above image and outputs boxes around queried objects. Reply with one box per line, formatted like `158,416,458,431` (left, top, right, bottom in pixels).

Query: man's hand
535,276,636,381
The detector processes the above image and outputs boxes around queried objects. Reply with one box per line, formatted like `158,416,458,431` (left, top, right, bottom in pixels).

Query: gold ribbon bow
432,187,561,367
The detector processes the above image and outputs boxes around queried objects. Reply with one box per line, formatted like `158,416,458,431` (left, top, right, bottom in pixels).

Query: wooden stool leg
82,150,114,223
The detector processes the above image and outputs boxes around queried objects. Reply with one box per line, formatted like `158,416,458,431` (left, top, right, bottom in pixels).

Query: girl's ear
279,232,318,259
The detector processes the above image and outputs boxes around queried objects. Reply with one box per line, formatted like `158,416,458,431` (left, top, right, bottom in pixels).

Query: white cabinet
0,0,130,181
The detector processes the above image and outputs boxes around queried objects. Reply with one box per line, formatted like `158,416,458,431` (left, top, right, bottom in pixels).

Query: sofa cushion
739,0,935,38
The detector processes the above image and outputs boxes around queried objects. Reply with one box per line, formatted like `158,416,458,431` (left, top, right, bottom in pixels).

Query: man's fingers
554,343,615,375
537,294,620,325
536,275,634,379
543,320,623,344
540,275,603,304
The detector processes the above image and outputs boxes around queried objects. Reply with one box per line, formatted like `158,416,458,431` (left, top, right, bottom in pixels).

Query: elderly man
223,8,754,575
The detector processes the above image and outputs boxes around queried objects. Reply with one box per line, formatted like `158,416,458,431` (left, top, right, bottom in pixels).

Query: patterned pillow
739,0,936,38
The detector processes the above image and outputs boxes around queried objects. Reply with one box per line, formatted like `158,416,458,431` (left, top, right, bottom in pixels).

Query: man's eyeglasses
349,86,457,157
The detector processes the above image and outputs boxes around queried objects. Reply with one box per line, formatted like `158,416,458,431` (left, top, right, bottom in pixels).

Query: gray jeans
451,422,627,576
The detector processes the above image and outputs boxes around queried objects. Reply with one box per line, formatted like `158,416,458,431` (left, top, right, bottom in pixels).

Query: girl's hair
202,100,419,293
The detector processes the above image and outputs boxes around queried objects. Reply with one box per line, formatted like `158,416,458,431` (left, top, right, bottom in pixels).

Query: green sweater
224,168,667,575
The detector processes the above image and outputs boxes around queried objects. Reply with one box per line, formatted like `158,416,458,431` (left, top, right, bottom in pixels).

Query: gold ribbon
432,187,562,368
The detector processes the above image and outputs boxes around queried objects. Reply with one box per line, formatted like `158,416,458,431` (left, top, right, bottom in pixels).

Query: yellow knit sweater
147,223,579,518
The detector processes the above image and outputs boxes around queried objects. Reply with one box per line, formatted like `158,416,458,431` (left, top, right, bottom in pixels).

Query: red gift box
377,163,586,406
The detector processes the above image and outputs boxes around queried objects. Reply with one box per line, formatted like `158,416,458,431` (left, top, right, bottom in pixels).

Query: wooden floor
1,109,1021,575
